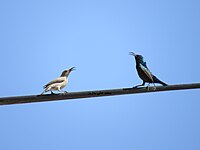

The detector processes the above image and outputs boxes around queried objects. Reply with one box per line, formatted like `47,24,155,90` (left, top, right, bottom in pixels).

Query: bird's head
61,67,75,77
129,52,145,64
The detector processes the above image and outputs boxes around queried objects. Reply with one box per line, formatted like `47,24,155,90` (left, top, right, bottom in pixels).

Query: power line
0,83,200,106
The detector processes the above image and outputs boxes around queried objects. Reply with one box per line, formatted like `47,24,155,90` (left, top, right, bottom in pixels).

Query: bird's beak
69,67,76,72
129,52,136,56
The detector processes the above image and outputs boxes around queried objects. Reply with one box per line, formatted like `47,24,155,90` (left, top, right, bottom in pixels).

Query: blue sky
0,0,200,150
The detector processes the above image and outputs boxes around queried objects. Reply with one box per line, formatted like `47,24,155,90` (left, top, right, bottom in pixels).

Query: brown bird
41,67,75,94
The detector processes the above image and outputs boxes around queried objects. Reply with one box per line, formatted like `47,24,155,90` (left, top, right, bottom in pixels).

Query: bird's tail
158,80,168,86
153,75,168,86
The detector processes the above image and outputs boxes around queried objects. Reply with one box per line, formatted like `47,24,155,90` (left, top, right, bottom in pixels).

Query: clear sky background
0,0,200,150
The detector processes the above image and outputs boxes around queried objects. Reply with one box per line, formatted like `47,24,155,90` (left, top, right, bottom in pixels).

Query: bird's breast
60,78,68,89
136,65,153,82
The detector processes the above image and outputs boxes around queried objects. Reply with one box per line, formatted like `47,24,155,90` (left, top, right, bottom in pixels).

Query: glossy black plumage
129,52,167,87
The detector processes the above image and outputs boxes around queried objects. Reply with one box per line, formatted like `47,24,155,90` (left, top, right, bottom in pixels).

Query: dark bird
129,52,167,88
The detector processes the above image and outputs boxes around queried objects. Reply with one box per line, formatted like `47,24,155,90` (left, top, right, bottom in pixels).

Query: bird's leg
41,91,45,95
152,83,156,90
51,91,55,94
146,83,156,91
133,81,145,88
61,90,68,94
64,91,68,94
58,89,68,94
146,83,151,91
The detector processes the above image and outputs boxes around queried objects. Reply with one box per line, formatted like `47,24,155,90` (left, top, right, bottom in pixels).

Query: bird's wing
142,62,148,68
43,77,65,88
139,64,154,82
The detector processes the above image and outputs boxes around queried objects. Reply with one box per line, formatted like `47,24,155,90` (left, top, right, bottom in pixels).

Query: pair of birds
41,53,167,94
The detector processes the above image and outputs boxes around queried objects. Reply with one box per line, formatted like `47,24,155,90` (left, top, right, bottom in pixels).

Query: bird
41,67,75,95
129,52,167,88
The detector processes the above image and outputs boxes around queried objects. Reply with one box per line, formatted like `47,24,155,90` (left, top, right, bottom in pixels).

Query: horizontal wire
0,83,200,106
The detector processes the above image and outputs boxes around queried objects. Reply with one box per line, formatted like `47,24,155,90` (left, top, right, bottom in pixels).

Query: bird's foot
51,91,56,95
133,83,145,89
64,91,68,94
146,86,156,91
146,86,150,91
132,85,144,89
132,86,139,89
152,86,156,91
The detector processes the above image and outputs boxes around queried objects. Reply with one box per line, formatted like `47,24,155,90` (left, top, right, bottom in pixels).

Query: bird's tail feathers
43,84,49,89
153,76,168,86
158,80,168,86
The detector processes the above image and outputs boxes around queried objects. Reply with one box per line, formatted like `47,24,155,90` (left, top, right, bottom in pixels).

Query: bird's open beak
129,52,136,56
69,67,76,72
